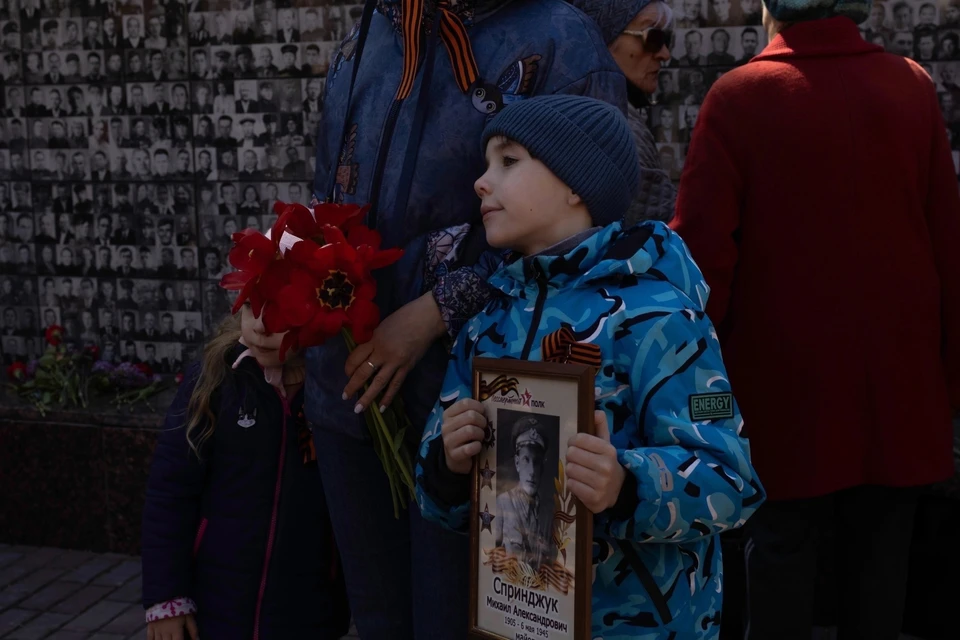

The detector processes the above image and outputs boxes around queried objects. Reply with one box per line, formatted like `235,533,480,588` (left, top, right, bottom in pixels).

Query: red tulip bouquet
220,201,414,516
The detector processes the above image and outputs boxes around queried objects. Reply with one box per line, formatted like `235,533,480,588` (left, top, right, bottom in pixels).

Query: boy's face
475,137,588,256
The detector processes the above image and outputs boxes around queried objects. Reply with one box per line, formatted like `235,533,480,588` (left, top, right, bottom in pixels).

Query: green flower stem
363,405,401,518
369,394,417,502
341,328,417,517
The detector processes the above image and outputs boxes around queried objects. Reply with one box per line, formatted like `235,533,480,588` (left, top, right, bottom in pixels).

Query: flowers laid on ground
6,325,181,416
221,200,413,517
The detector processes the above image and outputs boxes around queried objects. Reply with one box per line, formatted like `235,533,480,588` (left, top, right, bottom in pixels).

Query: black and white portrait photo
493,409,560,572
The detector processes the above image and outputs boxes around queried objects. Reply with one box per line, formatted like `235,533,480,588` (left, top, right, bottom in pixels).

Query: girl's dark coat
141,354,349,639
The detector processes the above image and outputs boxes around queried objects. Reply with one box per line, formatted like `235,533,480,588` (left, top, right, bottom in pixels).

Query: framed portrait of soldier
469,358,594,640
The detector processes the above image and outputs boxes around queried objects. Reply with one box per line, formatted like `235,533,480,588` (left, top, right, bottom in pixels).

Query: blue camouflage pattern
416,222,765,638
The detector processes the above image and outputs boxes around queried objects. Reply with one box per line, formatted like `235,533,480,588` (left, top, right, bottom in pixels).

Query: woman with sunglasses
571,0,677,226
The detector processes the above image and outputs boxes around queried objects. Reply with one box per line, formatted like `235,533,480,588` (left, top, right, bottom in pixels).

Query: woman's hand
441,399,488,474
565,411,627,514
146,614,198,640
343,292,447,413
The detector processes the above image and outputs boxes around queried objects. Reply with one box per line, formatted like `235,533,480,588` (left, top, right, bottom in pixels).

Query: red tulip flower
263,199,415,518
230,201,402,360
7,361,26,381
271,201,369,248
135,362,154,378
175,372,184,385
275,238,381,360
84,345,100,360
220,229,289,316
44,324,64,346
313,202,369,231
344,225,405,275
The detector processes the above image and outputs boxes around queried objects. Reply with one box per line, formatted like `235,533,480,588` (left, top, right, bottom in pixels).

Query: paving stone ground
0,545,359,640
0,545,929,640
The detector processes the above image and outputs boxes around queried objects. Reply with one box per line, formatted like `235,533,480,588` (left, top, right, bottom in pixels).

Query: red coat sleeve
669,88,744,327
922,76,960,410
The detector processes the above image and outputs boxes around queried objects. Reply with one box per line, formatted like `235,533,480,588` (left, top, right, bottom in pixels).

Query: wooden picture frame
469,357,595,640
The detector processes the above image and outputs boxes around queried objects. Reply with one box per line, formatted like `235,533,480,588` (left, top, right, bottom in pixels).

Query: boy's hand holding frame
442,398,488,475
565,411,627,514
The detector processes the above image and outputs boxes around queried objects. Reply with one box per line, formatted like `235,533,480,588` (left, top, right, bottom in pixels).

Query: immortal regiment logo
492,387,544,408
479,377,546,409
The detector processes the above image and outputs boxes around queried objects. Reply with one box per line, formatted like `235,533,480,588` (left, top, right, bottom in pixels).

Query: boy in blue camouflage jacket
415,95,765,639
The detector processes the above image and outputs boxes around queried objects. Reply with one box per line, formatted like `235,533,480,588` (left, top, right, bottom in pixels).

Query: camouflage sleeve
597,310,765,543
415,325,476,532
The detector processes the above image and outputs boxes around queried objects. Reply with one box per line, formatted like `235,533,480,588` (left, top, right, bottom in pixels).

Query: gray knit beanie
481,95,641,226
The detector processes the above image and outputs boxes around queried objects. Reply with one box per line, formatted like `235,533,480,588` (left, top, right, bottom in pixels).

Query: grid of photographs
645,0,768,184
0,0,362,372
0,0,954,371
649,0,960,181
860,1,960,172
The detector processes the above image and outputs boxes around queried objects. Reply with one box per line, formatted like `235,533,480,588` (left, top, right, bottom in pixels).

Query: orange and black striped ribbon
395,0,480,100
438,1,480,93
395,0,425,100
541,327,603,370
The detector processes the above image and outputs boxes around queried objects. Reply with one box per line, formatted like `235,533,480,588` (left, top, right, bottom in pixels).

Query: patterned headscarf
565,0,654,45
762,0,872,23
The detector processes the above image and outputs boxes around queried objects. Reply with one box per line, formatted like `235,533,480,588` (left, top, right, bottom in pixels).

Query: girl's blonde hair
185,313,242,457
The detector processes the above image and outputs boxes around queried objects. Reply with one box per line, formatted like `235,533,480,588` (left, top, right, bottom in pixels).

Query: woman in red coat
670,2,960,639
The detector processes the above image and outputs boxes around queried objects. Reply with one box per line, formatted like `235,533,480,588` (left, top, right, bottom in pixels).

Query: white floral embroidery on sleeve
145,597,197,623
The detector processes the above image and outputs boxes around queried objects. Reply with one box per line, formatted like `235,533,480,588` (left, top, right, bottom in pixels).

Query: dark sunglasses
622,27,673,53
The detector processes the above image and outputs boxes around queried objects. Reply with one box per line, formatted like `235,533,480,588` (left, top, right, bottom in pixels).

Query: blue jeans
314,427,469,640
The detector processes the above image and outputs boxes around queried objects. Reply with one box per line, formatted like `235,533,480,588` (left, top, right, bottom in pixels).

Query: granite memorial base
0,391,171,556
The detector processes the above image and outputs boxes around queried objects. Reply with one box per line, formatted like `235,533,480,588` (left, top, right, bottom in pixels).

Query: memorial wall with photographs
0,0,360,374
0,0,954,375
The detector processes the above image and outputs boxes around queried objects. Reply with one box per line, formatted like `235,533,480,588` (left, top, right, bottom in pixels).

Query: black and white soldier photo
492,409,560,572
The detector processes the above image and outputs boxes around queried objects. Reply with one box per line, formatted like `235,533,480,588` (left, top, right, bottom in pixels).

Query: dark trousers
743,485,919,640
903,494,960,640
315,428,470,640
